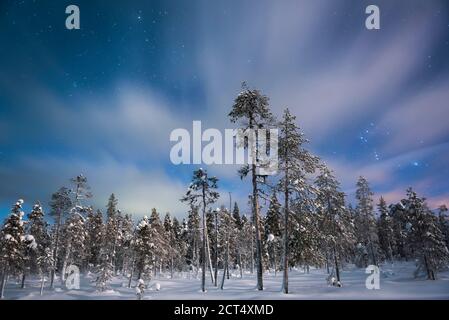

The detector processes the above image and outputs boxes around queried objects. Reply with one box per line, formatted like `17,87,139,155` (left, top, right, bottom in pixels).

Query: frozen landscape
2,262,448,300
2,0,449,306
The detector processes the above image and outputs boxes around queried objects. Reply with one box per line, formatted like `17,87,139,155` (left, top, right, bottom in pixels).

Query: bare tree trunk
201,189,207,292
128,258,135,288
205,222,215,284
251,166,264,290
220,240,229,290
214,211,219,286
50,209,62,289
250,224,254,274
273,247,277,277
368,235,378,266
21,273,26,289
61,243,71,284
226,241,230,280
282,166,289,294
423,254,434,280
0,265,8,299
40,275,45,296
239,252,243,278
333,246,341,284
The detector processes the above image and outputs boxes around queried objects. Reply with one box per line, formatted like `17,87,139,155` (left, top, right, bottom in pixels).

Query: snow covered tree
354,176,380,267
148,208,169,277
1,200,27,298
133,216,155,280
27,202,51,273
181,168,219,292
71,174,92,206
60,206,88,282
105,193,120,270
48,186,72,288
403,189,449,280
377,197,395,262
229,83,275,290
277,108,320,293
218,207,235,289
36,247,54,295
117,213,134,276
265,193,282,238
438,205,449,248
232,202,243,230
95,250,114,291
264,192,282,273
179,218,190,271
164,212,179,278
171,216,187,273
186,205,201,273
315,167,355,286
85,209,104,269
290,200,324,273
59,175,92,280
389,201,411,260
133,210,168,282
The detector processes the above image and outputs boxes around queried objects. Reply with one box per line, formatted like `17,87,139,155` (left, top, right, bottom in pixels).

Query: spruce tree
36,247,55,295
105,194,120,270
278,108,320,293
27,202,51,272
355,176,380,267
377,197,395,262
134,216,155,280
438,205,449,248
315,167,355,285
95,249,114,291
186,206,201,273
0,199,27,298
149,208,169,277
403,189,449,280
85,209,104,269
218,206,235,289
232,202,243,230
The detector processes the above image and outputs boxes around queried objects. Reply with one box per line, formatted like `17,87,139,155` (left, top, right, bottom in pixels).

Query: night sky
1,0,449,219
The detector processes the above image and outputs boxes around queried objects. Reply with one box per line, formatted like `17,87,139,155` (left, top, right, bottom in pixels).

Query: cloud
3,82,186,162
0,155,187,219
379,79,449,155
192,0,448,162
323,142,449,206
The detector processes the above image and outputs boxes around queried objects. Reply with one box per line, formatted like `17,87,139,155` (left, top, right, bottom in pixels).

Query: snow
2,261,449,300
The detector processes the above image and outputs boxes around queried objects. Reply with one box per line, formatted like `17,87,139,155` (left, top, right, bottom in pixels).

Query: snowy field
3,262,449,300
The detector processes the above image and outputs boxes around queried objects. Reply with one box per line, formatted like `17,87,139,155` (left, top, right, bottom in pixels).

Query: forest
1,86,448,299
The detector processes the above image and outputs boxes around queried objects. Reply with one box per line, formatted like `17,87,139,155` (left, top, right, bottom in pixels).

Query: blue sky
1,0,449,219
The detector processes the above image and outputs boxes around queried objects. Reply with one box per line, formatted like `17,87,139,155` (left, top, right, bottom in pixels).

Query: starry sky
1,0,449,219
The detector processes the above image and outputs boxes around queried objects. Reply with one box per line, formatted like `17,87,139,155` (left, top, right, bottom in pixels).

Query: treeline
1,84,449,298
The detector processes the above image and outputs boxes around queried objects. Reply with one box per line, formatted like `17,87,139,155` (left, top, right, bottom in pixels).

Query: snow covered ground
3,262,449,300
